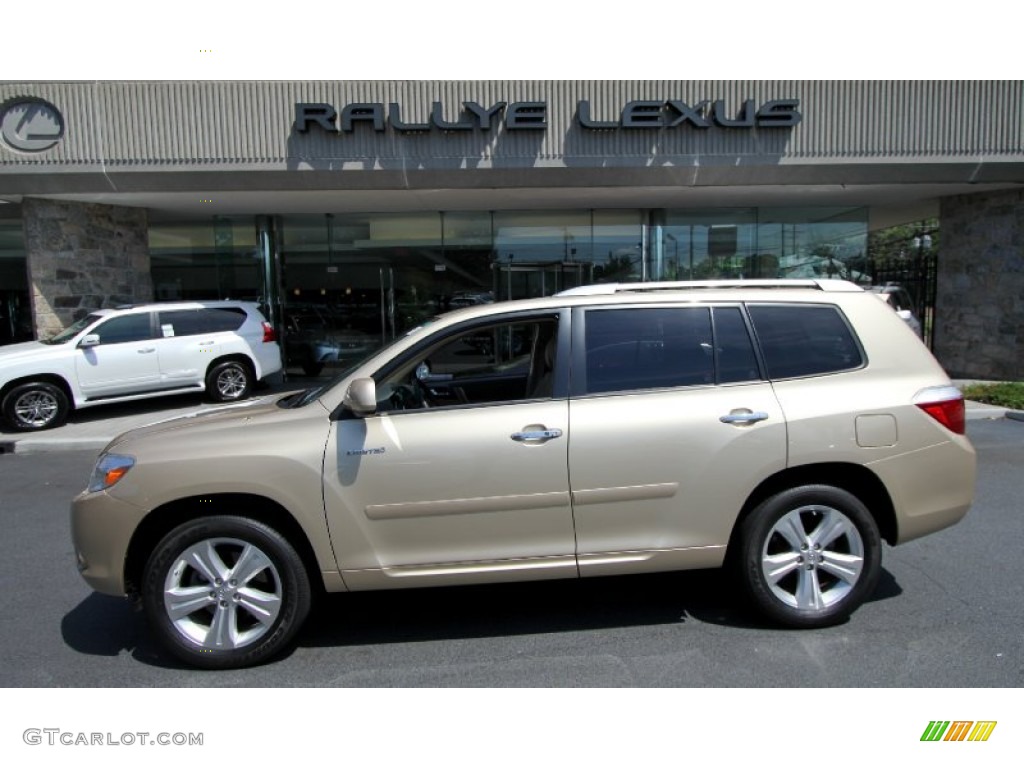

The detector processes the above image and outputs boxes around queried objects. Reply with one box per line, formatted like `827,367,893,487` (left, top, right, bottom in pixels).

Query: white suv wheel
207,360,252,402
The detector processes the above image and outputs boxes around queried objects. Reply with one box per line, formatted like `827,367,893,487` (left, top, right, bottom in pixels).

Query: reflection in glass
145,206,869,372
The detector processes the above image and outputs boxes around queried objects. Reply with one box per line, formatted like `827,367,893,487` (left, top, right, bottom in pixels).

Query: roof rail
556,279,863,297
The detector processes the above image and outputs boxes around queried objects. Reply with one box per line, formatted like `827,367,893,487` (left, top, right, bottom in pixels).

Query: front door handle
511,426,563,443
137,348,156,354
719,410,769,425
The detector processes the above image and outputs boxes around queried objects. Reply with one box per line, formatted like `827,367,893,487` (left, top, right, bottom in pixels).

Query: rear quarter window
159,308,247,337
747,304,864,379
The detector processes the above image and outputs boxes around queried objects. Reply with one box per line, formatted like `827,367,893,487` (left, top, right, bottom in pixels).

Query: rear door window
747,304,864,379
582,307,714,394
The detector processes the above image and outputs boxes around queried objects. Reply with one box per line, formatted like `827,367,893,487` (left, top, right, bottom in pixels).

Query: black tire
141,516,311,670
206,359,253,402
1,381,70,431
735,485,882,628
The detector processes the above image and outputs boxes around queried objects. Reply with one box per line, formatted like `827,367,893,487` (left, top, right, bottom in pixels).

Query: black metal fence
868,250,939,348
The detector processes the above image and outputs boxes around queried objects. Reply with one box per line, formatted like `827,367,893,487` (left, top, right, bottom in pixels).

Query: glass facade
147,207,867,374
150,217,262,303
0,209,32,345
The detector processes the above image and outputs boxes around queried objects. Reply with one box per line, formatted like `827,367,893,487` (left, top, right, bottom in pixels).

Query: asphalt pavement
0,377,1015,454
1,418,1021,686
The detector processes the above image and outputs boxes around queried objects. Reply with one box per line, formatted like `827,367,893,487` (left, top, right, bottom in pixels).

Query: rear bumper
868,436,977,544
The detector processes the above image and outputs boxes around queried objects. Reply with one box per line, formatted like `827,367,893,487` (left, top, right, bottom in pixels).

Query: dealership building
0,80,1022,379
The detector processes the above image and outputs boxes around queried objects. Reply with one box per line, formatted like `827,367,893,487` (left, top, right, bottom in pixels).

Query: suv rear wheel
1,381,70,431
141,516,311,669
736,485,882,628
206,360,253,402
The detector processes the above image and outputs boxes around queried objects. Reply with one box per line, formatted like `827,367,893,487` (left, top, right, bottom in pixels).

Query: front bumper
70,490,148,596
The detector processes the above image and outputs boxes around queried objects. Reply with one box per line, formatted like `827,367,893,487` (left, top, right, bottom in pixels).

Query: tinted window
584,307,713,394
713,307,761,383
748,304,863,379
158,308,246,337
377,318,559,410
93,314,153,344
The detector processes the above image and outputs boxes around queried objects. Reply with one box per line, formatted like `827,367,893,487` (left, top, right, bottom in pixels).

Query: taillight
913,386,966,435
262,321,277,343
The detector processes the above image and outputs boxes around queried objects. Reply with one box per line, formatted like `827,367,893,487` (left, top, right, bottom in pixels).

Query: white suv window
91,313,154,345
158,307,246,337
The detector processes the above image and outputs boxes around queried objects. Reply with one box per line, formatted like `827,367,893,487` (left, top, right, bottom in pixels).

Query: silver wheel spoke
231,544,273,586
207,602,238,649
794,567,825,610
166,585,215,621
820,551,864,584
237,587,282,624
775,510,808,550
187,541,230,584
810,509,855,550
763,551,801,584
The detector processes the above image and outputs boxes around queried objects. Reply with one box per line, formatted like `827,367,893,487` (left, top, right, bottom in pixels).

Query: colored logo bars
921,721,997,742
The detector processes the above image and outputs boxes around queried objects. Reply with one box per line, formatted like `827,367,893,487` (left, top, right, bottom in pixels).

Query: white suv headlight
87,453,136,493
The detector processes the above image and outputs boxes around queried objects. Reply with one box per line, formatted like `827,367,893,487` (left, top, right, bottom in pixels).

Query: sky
9,2,1016,80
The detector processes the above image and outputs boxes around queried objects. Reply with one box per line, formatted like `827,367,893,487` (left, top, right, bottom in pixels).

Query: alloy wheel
760,504,865,611
163,537,283,651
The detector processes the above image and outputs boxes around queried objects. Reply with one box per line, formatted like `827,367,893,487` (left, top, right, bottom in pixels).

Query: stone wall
935,189,1024,380
22,198,152,338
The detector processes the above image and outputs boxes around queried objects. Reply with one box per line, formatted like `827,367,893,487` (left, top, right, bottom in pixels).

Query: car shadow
61,567,904,669
60,594,183,668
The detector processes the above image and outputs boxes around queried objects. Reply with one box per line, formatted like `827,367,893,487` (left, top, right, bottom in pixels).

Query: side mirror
343,377,377,416
78,334,100,349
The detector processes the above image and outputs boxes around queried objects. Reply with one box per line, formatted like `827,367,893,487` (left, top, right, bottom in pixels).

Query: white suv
1,301,282,431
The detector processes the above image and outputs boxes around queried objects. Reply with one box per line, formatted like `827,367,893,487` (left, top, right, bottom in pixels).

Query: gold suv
71,280,976,669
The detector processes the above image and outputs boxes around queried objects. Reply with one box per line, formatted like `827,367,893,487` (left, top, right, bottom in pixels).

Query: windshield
40,314,102,345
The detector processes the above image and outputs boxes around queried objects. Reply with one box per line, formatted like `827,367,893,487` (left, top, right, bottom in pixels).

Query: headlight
87,453,135,493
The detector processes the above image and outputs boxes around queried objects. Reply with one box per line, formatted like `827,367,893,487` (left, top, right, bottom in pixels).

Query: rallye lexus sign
295,98,802,134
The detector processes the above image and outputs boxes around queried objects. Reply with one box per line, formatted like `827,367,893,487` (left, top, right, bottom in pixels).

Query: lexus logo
0,98,64,152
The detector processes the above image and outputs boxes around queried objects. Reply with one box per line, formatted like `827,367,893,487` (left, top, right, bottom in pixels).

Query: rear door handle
137,348,156,354
719,410,769,425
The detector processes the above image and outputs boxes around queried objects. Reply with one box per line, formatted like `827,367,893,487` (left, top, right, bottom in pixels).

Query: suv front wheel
736,485,882,628
141,516,311,669
206,360,253,402
1,381,70,431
